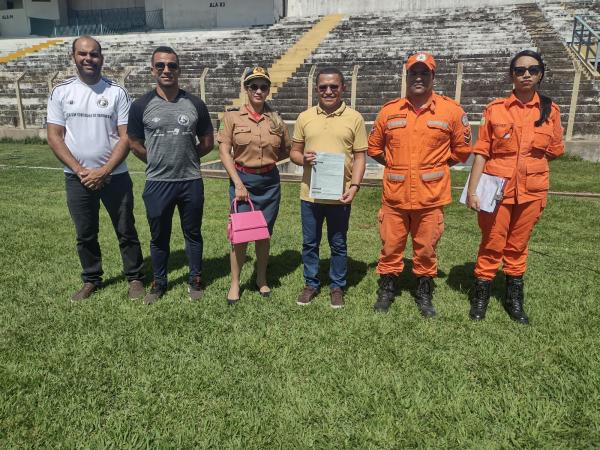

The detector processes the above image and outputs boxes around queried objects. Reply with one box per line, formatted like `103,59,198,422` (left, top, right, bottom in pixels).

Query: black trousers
65,172,144,284
142,178,204,287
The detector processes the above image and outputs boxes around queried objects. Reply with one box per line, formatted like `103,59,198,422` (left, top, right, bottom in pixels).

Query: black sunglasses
248,83,269,92
153,62,179,71
513,65,542,76
318,84,340,92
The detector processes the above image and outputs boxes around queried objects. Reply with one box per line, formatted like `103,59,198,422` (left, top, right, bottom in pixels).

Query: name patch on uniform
427,120,449,129
387,119,407,129
387,174,405,182
421,171,444,181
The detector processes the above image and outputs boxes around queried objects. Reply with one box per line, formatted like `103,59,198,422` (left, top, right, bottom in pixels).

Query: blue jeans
301,200,351,290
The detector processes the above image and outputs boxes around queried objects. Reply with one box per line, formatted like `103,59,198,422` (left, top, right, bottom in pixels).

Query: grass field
1,143,599,448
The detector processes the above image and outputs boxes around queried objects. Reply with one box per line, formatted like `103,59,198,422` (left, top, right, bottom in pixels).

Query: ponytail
535,94,552,127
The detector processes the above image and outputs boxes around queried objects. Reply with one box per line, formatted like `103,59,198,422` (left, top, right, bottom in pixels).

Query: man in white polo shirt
47,36,144,302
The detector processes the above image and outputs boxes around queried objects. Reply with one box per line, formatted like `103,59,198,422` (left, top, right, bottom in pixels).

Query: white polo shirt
47,76,130,175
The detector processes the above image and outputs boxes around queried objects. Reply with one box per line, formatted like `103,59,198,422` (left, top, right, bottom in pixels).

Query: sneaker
330,287,345,309
143,281,166,305
71,282,97,302
188,275,204,302
128,280,145,300
297,286,319,306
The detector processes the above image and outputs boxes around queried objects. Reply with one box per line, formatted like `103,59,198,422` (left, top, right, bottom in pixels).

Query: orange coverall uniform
473,92,564,280
368,93,471,277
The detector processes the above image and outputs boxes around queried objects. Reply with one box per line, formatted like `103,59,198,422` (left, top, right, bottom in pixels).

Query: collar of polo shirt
317,101,346,116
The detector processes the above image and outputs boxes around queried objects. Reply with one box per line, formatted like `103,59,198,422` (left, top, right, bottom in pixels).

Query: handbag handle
231,197,255,213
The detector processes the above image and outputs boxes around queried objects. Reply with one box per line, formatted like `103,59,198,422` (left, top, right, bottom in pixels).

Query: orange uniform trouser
376,204,444,277
474,199,545,280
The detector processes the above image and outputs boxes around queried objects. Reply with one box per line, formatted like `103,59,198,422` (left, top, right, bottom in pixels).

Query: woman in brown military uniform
218,67,291,305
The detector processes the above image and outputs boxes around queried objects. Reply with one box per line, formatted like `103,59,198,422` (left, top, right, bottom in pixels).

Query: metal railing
52,8,164,37
570,15,599,71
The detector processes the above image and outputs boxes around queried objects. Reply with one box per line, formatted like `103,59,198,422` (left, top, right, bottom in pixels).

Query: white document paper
309,152,346,200
460,173,506,213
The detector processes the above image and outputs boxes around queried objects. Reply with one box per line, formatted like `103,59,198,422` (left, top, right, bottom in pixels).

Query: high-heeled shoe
256,284,271,298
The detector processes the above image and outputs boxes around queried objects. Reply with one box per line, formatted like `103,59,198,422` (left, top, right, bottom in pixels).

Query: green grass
0,143,221,174
1,146,600,448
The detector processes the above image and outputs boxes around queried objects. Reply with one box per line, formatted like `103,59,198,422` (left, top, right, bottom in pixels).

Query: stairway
228,14,345,108
0,39,64,64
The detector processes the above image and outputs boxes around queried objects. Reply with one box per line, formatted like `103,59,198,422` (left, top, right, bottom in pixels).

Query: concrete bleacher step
228,14,345,109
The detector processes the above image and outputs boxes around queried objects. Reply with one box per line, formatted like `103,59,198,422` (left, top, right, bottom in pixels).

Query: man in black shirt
128,46,214,304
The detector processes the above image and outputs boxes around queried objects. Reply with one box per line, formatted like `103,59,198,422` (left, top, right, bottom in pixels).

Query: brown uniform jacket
217,105,290,168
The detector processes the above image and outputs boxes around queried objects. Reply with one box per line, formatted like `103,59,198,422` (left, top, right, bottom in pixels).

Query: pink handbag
227,198,270,245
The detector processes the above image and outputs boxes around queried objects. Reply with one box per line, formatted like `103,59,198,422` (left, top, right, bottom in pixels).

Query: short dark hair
72,35,102,54
151,46,179,65
315,67,344,85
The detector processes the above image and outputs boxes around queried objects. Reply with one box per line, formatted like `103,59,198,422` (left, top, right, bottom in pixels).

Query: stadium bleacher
0,1,598,139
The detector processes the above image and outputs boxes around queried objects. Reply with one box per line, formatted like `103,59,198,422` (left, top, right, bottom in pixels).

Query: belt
235,163,275,174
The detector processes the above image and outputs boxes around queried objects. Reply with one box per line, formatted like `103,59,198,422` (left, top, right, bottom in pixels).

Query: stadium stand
0,2,598,138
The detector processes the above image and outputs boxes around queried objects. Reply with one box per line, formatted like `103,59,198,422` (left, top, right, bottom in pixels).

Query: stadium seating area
0,1,598,138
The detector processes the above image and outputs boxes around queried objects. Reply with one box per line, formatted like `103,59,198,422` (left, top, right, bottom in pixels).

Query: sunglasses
248,83,269,92
513,65,542,76
153,62,179,71
318,84,340,92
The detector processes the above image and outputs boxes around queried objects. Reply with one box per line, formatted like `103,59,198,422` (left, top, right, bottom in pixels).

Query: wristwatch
350,183,361,191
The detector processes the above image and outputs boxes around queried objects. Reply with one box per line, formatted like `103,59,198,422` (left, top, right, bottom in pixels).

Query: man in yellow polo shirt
290,67,367,309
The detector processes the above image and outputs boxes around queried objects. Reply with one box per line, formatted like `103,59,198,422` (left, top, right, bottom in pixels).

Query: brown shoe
143,281,166,305
71,282,97,302
188,275,204,302
128,280,145,300
297,286,319,306
330,287,345,309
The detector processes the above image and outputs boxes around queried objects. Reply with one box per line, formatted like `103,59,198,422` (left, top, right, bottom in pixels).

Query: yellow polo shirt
293,102,368,204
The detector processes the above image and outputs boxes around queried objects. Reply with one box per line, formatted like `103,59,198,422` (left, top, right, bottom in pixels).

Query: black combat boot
469,278,492,321
415,276,436,318
374,274,397,313
504,275,529,325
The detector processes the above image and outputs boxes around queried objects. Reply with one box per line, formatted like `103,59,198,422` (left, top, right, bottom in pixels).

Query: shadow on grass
103,249,231,291
314,256,371,290
240,249,302,294
446,261,506,304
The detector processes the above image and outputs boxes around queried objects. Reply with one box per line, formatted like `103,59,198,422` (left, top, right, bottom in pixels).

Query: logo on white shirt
97,97,109,108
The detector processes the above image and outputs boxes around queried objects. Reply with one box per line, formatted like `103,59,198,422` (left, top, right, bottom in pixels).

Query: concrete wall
161,0,279,29
286,0,542,15
24,0,61,19
0,8,30,36
68,0,144,10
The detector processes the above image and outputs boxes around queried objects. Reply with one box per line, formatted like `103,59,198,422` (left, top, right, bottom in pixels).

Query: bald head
72,36,104,84
72,35,102,55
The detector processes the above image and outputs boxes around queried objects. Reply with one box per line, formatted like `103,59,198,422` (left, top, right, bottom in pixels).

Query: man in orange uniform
368,52,471,315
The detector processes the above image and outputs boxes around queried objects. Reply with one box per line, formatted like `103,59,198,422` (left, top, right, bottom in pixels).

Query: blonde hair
263,102,285,134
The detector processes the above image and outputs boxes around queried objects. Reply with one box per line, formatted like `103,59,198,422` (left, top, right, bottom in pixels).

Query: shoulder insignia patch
461,113,469,127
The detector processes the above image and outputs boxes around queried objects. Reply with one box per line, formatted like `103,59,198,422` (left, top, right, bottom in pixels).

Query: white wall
24,0,61,19
162,0,278,29
68,0,145,10
0,8,30,36
286,0,540,15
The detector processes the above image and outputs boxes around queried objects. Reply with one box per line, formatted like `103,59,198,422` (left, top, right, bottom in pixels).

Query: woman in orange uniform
466,50,564,324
